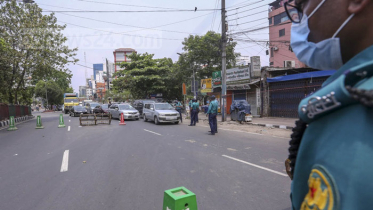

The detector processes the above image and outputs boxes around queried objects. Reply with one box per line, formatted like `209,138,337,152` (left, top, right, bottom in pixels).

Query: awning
267,70,336,83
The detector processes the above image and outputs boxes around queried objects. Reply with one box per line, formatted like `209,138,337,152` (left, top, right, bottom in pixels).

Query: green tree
113,53,178,100
34,80,63,108
0,38,12,103
177,31,240,79
0,0,78,104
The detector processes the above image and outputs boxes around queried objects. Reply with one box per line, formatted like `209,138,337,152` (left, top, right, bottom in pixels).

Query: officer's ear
348,0,371,13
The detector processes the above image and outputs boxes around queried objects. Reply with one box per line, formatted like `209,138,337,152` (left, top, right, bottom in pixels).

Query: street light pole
45,81,48,110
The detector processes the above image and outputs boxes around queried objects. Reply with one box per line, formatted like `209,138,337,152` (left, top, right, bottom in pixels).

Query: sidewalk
194,113,296,130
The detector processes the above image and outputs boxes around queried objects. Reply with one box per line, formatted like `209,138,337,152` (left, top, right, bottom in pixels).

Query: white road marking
143,129,161,136
222,155,288,177
69,120,71,122
60,150,69,172
199,125,262,135
67,126,70,131
14,154,18,156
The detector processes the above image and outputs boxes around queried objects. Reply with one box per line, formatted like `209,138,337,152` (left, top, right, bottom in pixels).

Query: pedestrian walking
188,99,199,126
175,100,183,123
206,95,218,135
283,1,373,209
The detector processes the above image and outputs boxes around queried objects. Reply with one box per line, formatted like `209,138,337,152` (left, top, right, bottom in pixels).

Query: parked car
132,99,154,117
69,105,88,117
107,103,140,120
93,104,109,114
143,102,180,125
85,102,100,114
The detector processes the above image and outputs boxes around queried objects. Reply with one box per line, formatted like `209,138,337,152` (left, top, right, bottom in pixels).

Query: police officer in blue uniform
189,99,199,126
284,0,373,209
175,100,183,123
206,95,218,135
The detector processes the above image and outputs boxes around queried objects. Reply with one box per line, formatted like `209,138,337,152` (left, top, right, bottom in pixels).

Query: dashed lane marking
60,150,69,172
143,129,161,136
67,126,70,131
222,155,287,177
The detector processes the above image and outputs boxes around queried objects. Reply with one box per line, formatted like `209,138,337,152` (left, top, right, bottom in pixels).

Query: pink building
268,0,307,68
113,48,137,72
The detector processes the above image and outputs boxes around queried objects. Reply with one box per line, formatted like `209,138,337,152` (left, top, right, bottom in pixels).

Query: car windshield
101,104,108,109
74,106,85,110
155,103,174,110
65,98,78,103
118,105,136,110
90,103,100,107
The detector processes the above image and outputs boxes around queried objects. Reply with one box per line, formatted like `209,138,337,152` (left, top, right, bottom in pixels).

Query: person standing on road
283,0,373,209
189,99,199,126
206,95,218,135
175,100,183,123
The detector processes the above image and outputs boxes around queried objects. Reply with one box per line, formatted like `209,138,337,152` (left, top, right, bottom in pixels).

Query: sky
35,0,272,92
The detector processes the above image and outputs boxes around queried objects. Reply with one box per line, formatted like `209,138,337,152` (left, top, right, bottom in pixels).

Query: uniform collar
323,44,373,87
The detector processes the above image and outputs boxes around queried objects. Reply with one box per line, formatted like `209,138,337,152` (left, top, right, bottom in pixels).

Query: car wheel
154,116,160,125
74,112,76,117
143,114,148,122
175,121,179,124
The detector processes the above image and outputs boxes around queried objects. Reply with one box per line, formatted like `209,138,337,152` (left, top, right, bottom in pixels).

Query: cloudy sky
36,0,272,92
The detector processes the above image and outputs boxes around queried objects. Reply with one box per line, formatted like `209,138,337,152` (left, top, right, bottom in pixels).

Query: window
279,29,285,37
273,9,296,25
268,17,272,25
271,47,274,57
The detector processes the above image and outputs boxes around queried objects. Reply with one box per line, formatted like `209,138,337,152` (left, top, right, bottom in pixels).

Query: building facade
268,0,307,68
113,48,137,72
79,86,87,98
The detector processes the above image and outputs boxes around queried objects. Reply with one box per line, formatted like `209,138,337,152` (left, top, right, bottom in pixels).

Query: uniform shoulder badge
301,165,339,210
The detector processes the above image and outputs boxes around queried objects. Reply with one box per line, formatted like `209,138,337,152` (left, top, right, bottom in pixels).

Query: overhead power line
229,22,292,35
41,8,219,13
58,20,183,41
228,17,268,26
227,0,264,11
227,10,268,21
76,0,182,10
38,3,214,37
226,4,268,16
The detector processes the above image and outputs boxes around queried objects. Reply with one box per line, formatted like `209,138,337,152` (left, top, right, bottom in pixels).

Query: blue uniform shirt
207,100,218,114
191,102,199,110
175,102,182,110
291,45,373,210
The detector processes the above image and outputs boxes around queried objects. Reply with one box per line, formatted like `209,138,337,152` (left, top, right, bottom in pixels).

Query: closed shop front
246,89,257,115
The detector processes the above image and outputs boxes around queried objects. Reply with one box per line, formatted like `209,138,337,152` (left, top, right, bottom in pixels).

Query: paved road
0,112,292,210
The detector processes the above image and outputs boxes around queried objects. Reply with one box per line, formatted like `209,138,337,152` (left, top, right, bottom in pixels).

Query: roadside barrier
7,116,18,131
119,113,126,125
96,113,111,125
58,114,66,128
163,187,197,210
79,114,96,126
79,113,111,126
36,115,44,129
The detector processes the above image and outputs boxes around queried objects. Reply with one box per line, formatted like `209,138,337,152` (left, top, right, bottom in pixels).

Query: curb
0,115,35,128
245,122,294,130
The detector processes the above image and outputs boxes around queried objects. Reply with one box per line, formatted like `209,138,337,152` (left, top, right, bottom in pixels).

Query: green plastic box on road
163,187,198,210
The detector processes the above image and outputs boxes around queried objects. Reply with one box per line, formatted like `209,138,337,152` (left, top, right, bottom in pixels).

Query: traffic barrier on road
7,116,18,131
163,187,198,210
119,113,126,125
79,114,96,126
96,113,111,125
36,115,44,129
58,114,66,128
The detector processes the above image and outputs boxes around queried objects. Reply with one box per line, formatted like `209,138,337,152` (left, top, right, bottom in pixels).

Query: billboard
212,71,222,88
200,78,212,93
226,67,250,82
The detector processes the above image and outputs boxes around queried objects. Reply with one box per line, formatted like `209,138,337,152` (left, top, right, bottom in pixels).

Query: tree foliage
0,0,78,104
177,31,240,79
113,53,179,100
34,80,64,106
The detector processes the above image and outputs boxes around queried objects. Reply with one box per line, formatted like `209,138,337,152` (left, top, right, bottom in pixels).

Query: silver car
108,103,140,120
143,102,180,125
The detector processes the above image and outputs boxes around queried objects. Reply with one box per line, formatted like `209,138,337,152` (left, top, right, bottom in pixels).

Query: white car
143,102,180,125
107,103,140,120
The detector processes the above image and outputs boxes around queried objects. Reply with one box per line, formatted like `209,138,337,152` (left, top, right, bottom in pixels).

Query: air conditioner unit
273,46,279,51
284,60,296,68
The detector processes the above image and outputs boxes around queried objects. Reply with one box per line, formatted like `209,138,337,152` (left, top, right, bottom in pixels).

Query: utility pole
221,0,227,122
106,58,110,91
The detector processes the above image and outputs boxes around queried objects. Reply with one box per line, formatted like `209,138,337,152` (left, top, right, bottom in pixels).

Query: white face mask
290,0,354,70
